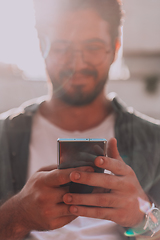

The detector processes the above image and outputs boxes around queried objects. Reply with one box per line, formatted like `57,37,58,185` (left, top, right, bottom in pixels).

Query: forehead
47,9,111,43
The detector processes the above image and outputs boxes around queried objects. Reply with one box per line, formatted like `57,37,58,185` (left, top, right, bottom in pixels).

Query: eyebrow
83,38,107,44
52,40,70,45
52,38,107,45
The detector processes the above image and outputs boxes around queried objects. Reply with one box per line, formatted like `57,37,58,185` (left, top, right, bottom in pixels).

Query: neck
39,91,113,131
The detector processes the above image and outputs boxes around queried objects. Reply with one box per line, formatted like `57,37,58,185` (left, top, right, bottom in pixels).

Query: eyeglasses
49,40,112,66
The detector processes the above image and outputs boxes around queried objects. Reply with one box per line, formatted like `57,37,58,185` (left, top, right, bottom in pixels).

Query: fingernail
74,172,81,180
72,206,78,213
99,158,104,165
66,195,72,203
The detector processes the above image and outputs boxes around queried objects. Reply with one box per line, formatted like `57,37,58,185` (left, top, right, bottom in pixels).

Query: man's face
45,9,116,106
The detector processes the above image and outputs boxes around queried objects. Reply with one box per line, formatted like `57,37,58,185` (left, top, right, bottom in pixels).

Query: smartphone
57,138,107,194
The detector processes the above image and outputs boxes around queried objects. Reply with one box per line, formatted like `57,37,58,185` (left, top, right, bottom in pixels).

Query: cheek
98,53,115,77
97,65,110,80
45,57,61,77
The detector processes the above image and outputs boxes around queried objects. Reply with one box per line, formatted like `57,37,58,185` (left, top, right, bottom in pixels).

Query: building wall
0,77,160,120
122,0,160,79
123,0,160,54
0,0,160,119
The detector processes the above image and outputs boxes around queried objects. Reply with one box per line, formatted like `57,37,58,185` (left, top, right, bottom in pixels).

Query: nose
69,49,87,70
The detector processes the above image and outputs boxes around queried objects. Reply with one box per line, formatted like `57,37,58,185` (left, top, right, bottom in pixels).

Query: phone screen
57,138,107,193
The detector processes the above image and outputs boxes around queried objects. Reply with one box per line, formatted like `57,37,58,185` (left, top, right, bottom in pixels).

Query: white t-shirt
26,112,127,240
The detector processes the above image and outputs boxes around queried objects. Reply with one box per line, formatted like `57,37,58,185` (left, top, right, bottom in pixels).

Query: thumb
37,164,57,172
107,138,121,160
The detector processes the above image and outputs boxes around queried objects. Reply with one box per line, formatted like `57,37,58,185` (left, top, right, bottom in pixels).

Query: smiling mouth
59,69,98,84
68,73,94,85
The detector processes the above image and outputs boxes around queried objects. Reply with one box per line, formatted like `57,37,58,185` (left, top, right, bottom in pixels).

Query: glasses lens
82,42,108,66
50,43,71,63
50,42,110,66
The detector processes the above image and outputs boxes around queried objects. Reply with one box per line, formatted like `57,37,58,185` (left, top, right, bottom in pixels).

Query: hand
13,167,76,233
59,152,96,169
9,166,92,234
63,138,150,227
0,165,94,240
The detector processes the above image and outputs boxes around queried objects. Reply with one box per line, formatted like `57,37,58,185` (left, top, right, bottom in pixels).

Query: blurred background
0,0,160,119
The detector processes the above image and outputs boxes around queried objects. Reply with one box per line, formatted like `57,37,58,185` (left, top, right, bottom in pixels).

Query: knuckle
126,196,136,208
129,183,136,193
104,174,112,186
86,176,93,185
126,165,135,175
60,205,70,216
42,208,51,218
47,221,56,230
127,180,137,193
80,172,92,184
41,208,53,222
97,196,108,207
36,192,46,206
103,211,112,221
95,207,104,218
117,161,124,173
85,172,92,182
115,161,124,173
116,178,125,189
56,171,66,185
75,195,83,204
117,209,128,226
30,173,42,188
107,197,117,207
79,207,87,216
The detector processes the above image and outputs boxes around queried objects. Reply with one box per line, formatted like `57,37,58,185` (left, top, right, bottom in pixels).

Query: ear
111,38,121,64
39,35,51,59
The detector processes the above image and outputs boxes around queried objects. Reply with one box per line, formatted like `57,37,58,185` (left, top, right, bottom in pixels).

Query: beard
49,68,108,106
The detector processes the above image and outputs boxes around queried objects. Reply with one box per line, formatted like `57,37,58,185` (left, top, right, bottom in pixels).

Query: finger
69,170,124,190
37,164,57,172
49,215,77,230
63,193,124,208
60,152,96,165
93,144,104,155
45,203,73,218
95,156,129,176
59,160,95,169
92,187,111,193
69,205,117,221
49,187,70,203
107,138,122,161
44,166,94,187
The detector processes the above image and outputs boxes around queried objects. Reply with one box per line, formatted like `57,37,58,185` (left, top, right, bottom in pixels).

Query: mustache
59,69,98,80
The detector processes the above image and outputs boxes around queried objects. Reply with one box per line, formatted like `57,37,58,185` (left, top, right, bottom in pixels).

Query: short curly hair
34,0,123,44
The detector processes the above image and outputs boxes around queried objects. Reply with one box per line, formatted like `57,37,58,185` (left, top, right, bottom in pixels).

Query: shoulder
110,93,160,148
0,96,47,124
131,110,160,132
127,110,160,149
110,92,160,130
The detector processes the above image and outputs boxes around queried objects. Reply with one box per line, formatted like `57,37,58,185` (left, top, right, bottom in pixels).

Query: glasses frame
48,39,112,67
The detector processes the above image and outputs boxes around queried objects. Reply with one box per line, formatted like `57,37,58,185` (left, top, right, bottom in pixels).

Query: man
0,0,160,239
